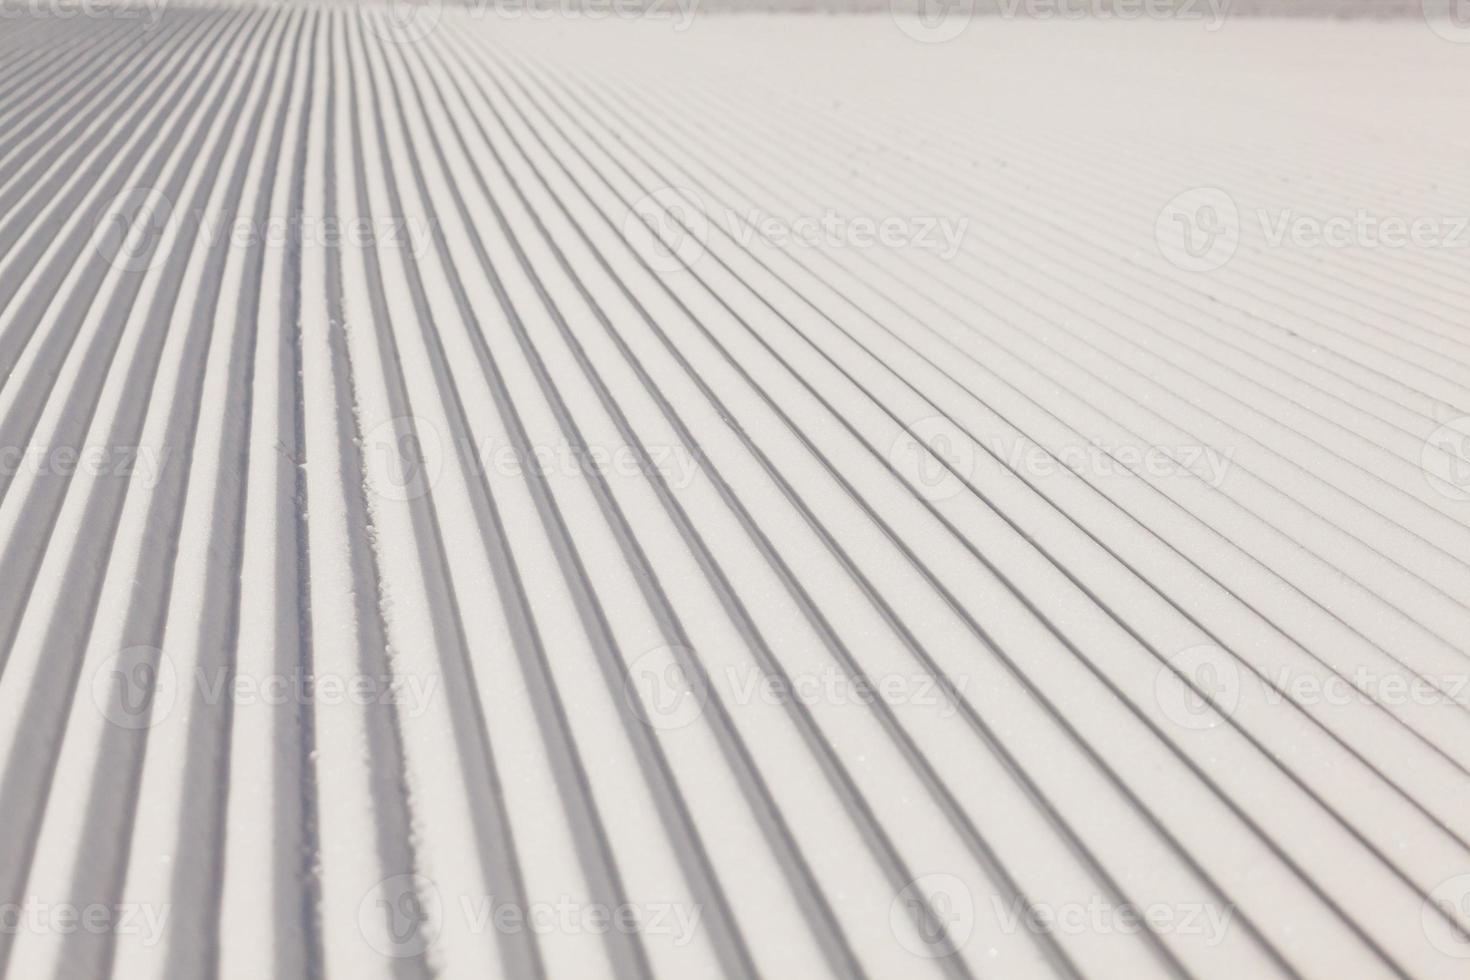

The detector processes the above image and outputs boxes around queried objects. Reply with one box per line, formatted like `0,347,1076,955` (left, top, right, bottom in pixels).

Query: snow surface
0,6,1467,980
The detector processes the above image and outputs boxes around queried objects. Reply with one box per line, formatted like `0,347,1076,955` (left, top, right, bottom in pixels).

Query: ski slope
0,6,1468,979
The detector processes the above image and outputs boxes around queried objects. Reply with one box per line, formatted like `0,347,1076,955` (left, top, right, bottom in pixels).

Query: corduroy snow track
0,5,1467,980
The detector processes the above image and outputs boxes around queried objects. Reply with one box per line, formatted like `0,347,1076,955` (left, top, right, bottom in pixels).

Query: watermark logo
1154,643,1240,731
891,0,976,43
90,645,177,731
459,895,701,944
1423,873,1470,958
1258,209,1468,250
365,0,443,43
359,876,703,956
464,0,700,30
623,654,966,731
0,0,168,24
362,415,445,503
1422,416,1470,503
888,416,977,502
992,896,1235,942
357,417,706,503
196,209,436,257
624,194,969,270
984,433,1235,488
1261,665,1467,709
0,443,170,489
995,0,1229,28
728,664,968,717
1156,187,1240,273
890,873,975,958
730,207,969,262
90,652,441,729
623,186,709,274
93,186,179,274
1158,189,1466,273
1423,0,1470,43
0,898,171,946
623,645,709,731
360,874,442,959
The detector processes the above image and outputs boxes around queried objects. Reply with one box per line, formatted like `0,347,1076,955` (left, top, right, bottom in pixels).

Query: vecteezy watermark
890,0,1227,42
992,896,1236,944
986,434,1236,488
623,645,710,731
359,875,704,959
197,210,437,256
623,188,971,274
890,874,975,959
1260,665,1469,709
889,423,1236,503
623,186,712,274
1157,187,1470,272
1154,643,1241,731
0,898,171,947
92,186,179,274
358,415,704,503
995,0,1229,29
462,0,700,30
720,664,968,719
1256,209,1470,251
730,207,969,262
0,0,168,24
0,443,170,489
1421,415,1470,503
361,416,444,504
1422,0,1470,43
363,0,443,44
360,874,441,959
91,646,178,731
91,647,441,730
890,0,976,43
92,189,439,272
887,416,978,503
622,645,969,731
1423,874,1470,958
1155,187,1241,273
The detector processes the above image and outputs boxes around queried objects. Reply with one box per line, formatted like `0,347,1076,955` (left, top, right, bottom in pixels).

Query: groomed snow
0,6,1467,979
